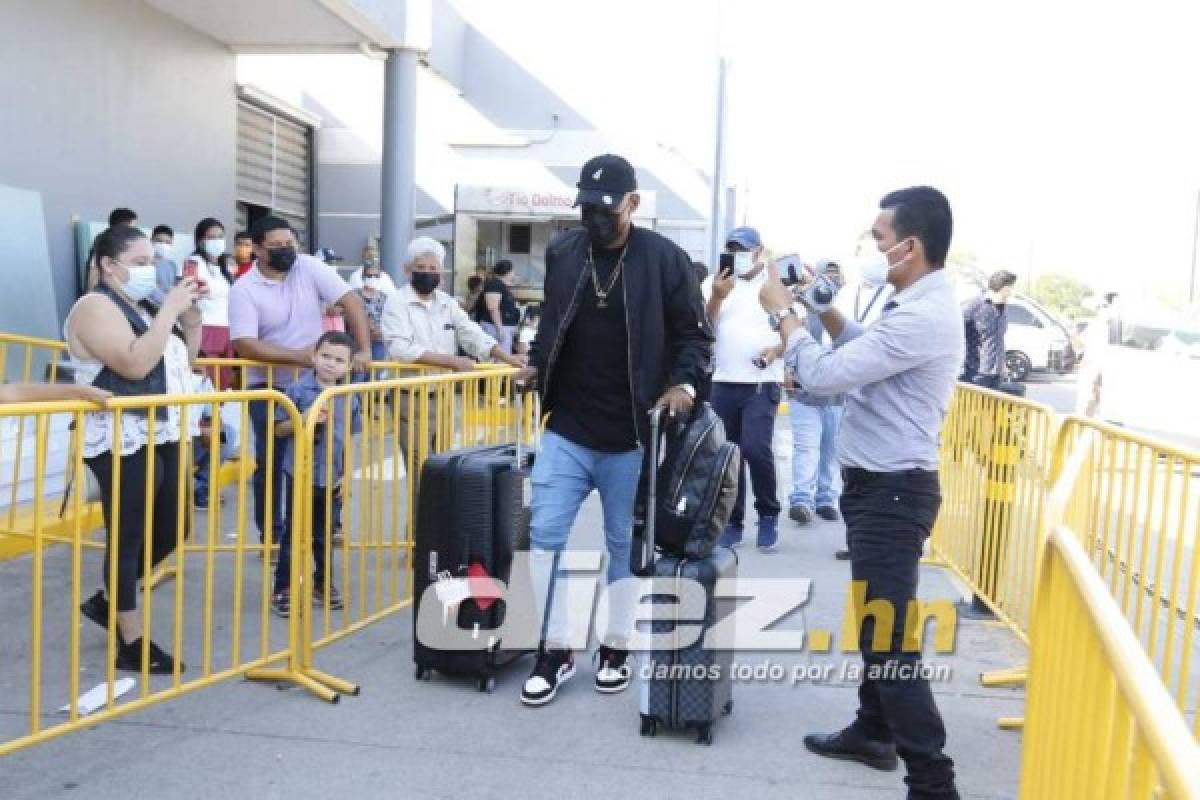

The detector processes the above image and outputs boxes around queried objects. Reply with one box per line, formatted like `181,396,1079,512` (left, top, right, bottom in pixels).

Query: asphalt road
1021,371,1078,414
1024,370,1200,452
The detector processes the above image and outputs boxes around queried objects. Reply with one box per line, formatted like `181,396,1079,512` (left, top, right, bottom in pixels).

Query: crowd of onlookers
1,206,532,673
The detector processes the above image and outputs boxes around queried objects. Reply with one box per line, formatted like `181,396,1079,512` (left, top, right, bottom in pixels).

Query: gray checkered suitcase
636,408,736,745
638,547,736,744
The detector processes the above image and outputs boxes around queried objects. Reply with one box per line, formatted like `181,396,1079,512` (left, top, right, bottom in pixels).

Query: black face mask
581,206,622,247
410,271,441,295
267,246,297,272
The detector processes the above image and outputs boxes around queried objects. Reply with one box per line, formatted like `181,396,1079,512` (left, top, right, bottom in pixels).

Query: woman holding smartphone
182,218,235,368
64,224,202,674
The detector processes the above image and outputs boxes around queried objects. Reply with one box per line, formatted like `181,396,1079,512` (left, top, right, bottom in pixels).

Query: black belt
841,466,938,486
715,380,780,393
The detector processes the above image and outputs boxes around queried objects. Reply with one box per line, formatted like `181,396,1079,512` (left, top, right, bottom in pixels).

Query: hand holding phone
182,259,209,296
773,254,814,289
712,253,736,300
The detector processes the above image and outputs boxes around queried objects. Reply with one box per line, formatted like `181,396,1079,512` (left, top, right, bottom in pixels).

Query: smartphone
182,259,208,293
774,254,809,286
718,252,734,278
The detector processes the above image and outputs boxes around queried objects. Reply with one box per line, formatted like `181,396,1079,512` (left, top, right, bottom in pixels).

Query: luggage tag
433,569,470,622
467,562,502,611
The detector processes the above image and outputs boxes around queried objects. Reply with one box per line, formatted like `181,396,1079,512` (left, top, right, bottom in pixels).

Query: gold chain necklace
588,243,628,309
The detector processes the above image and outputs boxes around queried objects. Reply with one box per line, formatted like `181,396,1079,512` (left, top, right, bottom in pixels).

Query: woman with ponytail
63,224,202,674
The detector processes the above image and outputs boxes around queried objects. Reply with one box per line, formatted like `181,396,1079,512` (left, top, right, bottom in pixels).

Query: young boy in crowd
191,371,240,511
272,331,361,617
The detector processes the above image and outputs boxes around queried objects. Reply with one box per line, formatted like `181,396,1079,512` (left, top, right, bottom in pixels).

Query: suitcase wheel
722,700,733,716
415,666,433,682
639,715,657,737
695,724,713,746
477,675,496,694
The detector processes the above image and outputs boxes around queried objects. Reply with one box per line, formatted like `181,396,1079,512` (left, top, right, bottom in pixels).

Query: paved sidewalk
0,441,1027,799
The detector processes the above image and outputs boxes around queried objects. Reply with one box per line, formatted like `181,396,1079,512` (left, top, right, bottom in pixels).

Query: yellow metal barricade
1053,416,1200,733
290,365,525,693
0,389,334,757
0,331,70,383
1020,427,1200,798
194,356,304,392
0,333,103,559
931,383,1058,639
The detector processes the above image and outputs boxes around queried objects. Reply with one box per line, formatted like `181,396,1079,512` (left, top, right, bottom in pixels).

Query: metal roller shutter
236,101,312,247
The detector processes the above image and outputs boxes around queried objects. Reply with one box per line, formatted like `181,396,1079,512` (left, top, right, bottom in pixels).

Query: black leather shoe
816,505,840,521
834,549,852,561
804,728,899,771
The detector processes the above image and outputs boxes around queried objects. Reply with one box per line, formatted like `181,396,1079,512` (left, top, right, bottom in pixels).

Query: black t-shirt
474,277,521,327
547,246,637,452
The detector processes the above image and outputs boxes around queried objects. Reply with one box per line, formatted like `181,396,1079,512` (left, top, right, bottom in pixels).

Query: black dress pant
841,467,957,798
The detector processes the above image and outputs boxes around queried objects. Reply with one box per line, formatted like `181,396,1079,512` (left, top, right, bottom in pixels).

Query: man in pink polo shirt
228,215,371,548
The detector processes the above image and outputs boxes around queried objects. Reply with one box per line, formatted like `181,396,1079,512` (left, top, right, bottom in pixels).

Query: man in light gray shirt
380,236,525,454
760,187,963,800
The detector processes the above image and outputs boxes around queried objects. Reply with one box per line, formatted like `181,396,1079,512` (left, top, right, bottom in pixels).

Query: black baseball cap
574,154,637,208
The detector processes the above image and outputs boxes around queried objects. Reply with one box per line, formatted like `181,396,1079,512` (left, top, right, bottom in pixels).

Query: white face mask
855,239,911,287
121,264,158,302
203,239,226,259
363,277,381,290
153,241,172,260
733,251,757,277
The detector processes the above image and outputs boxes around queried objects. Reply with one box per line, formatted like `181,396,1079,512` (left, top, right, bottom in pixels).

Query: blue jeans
480,321,515,354
788,402,842,511
249,395,289,546
710,382,782,528
529,430,643,647
193,421,236,504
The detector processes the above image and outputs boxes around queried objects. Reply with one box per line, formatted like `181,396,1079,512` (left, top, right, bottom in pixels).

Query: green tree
1028,273,1093,319
946,250,986,289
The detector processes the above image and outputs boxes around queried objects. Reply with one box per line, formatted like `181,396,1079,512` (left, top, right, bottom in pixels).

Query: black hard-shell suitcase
635,408,737,744
411,398,534,693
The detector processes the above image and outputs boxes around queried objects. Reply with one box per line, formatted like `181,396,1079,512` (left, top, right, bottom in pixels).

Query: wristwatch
675,383,696,400
768,305,799,331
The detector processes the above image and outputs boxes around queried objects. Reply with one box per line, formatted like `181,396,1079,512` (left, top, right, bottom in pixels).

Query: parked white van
1003,295,1076,381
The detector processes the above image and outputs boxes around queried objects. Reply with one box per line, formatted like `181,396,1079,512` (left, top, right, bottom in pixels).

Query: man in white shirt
703,226,784,551
380,237,526,450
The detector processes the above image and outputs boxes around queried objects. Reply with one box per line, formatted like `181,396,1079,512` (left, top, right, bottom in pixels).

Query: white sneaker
520,649,575,706
594,645,632,694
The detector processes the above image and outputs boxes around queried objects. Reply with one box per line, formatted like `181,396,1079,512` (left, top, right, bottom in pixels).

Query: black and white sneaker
520,648,575,706
594,645,633,694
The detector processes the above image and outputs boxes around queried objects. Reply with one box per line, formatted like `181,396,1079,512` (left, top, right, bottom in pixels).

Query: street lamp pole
1190,188,1200,305
709,57,728,266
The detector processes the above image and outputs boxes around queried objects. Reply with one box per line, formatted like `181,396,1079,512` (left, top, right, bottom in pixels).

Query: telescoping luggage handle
513,382,542,470
639,406,667,569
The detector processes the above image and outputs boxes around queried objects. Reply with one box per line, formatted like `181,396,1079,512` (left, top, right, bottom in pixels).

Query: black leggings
86,443,188,612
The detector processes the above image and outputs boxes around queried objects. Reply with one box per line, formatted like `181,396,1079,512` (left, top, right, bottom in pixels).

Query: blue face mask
121,264,158,302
